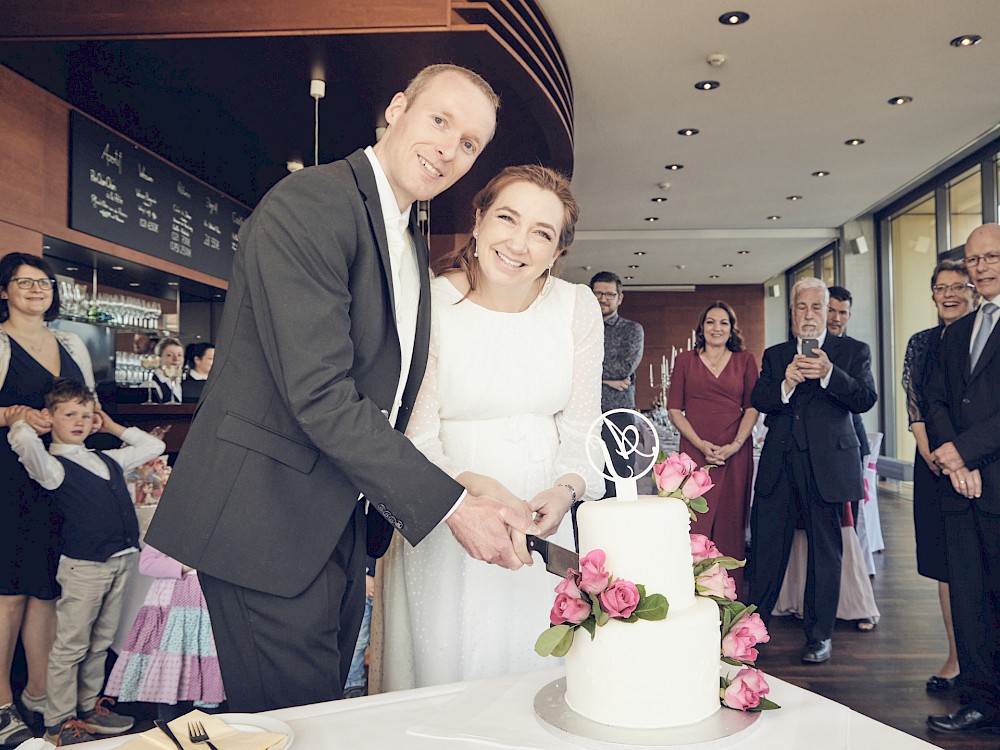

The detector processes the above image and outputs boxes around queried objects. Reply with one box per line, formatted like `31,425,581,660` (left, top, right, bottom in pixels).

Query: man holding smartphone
748,277,877,664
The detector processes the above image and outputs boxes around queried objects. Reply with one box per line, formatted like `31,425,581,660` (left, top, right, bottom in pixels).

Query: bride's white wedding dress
380,274,604,691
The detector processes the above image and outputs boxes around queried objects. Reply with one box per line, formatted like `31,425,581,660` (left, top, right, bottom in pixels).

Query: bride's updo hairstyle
433,164,580,295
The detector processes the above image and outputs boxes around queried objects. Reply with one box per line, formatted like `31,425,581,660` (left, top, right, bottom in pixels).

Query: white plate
216,713,294,750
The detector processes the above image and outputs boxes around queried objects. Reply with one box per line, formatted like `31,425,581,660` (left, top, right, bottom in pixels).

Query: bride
379,164,604,690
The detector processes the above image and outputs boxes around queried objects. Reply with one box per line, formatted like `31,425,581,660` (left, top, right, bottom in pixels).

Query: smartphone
801,338,820,358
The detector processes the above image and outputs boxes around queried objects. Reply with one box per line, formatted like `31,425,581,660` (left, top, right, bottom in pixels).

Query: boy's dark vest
53,451,139,562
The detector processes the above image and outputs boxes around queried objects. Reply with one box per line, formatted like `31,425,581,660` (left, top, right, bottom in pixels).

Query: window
948,166,981,249
889,193,936,460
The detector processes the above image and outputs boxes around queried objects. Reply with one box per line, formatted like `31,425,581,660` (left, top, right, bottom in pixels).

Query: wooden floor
755,480,993,750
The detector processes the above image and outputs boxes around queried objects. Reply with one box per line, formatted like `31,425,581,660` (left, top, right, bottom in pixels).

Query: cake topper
586,409,659,502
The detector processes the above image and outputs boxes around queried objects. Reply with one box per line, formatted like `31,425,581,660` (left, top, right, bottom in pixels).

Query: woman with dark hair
0,252,95,745
903,259,977,692
182,342,214,403
667,301,758,595
379,165,603,690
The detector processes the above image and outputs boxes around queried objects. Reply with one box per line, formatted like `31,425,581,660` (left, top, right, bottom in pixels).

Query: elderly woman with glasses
902,258,977,694
0,252,96,745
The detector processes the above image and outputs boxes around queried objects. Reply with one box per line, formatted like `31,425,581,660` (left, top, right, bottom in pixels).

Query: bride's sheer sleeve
404,323,461,479
553,284,606,500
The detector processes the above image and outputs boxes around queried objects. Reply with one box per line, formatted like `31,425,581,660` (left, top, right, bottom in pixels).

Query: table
85,667,937,749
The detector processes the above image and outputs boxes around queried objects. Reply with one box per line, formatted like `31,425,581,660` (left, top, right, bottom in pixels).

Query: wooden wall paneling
2,0,452,39
0,221,43,257
622,286,766,410
0,68,227,289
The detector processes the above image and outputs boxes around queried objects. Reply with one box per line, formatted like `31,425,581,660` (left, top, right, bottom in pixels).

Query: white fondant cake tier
566,495,721,728
565,596,721,728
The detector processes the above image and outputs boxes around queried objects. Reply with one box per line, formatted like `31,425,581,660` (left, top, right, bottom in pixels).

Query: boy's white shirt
7,421,166,490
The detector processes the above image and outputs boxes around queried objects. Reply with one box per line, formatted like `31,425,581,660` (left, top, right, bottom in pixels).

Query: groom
145,64,536,711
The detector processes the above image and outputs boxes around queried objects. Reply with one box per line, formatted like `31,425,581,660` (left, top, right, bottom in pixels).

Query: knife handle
526,535,548,563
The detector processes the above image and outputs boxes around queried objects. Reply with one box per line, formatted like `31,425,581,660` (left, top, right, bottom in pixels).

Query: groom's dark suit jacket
145,149,463,598
752,335,878,504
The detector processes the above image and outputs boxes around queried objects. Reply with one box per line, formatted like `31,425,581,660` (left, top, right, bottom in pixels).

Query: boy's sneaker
43,718,95,746
80,698,134,735
0,703,33,746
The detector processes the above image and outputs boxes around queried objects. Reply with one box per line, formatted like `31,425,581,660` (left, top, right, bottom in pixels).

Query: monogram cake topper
586,409,659,502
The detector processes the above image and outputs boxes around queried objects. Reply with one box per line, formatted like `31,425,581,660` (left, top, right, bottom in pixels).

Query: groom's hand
446,494,537,569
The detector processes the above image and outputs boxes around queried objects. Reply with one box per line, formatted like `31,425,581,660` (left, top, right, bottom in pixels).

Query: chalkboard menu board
69,111,250,281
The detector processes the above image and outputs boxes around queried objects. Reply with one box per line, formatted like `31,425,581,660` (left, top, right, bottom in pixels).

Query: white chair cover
855,432,885,575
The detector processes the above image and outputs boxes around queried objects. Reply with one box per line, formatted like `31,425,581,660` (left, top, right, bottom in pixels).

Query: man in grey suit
926,223,1000,734
145,65,536,711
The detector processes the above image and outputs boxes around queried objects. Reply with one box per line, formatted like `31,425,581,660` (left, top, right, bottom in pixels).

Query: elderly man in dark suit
748,277,877,664
926,223,1000,735
145,65,537,712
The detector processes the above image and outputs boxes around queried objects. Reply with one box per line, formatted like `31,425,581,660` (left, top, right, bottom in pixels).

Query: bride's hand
528,485,576,539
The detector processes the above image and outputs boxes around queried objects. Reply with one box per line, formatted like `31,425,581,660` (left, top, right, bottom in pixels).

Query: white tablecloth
85,667,936,749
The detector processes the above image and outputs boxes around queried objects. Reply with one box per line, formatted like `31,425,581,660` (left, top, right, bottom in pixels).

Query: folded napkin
117,710,285,750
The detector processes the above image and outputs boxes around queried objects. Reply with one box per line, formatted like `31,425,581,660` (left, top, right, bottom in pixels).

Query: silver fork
187,720,221,750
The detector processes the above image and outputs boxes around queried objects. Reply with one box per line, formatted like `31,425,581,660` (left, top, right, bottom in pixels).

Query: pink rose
681,468,715,499
576,550,610,595
550,592,591,625
689,534,723,564
598,579,640,619
723,668,770,711
696,563,737,601
722,612,770,662
654,452,695,494
555,575,582,599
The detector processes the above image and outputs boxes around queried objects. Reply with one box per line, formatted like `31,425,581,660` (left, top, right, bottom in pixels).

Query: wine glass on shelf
161,364,183,404
140,354,160,404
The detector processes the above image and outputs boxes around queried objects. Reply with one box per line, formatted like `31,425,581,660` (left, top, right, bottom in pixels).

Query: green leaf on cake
580,617,597,640
754,697,781,711
634,593,668,620
594,607,610,627
721,656,745,667
535,624,573,657
688,496,709,514
550,626,577,657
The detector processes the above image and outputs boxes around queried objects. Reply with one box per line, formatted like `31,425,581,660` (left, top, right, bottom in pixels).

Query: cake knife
527,535,579,577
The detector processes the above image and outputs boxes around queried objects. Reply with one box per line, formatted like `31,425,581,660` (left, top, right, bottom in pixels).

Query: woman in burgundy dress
668,301,758,595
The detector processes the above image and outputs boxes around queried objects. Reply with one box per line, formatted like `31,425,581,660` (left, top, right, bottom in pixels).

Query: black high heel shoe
926,674,959,692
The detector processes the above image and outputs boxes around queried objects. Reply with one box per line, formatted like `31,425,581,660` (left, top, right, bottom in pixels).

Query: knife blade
527,535,579,577
154,719,186,750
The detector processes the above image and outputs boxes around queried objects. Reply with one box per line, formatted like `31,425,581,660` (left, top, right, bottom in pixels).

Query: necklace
701,349,730,374
1,323,50,355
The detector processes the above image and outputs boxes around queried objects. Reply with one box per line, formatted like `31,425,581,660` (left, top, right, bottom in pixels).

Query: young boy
7,379,165,745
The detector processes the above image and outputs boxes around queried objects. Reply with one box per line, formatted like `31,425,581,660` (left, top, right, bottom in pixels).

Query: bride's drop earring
473,233,478,258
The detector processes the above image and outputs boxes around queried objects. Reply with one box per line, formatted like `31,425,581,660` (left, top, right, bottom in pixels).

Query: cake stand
534,678,761,749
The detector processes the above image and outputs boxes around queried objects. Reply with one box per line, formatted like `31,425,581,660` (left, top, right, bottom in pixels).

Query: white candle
650,363,654,387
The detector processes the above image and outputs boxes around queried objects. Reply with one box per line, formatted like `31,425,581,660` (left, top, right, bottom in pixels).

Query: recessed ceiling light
111,265,124,271
786,195,803,201
42,245,51,250
888,95,913,106
644,217,659,222
811,171,830,177
950,34,982,47
665,164,684,171
214,294,223,298
844,138,865,146
709,274,720,279
722,263,734,268
651,197,668,203
628,264,640,269
167,281,179,286
767,215,781,221
634,251,646,256
719,11,749,25
65,266,78,271
694,80,720,91
678,128,699,136
128,282,141,287
624,275,634,280
738,250,750,255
